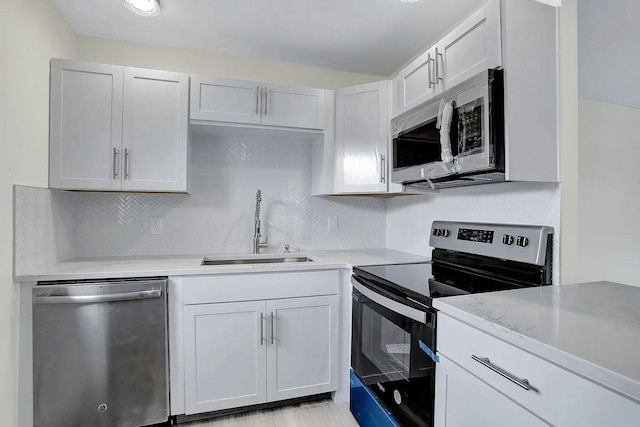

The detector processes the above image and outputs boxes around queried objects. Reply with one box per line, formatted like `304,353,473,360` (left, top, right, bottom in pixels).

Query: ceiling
49,0,484,77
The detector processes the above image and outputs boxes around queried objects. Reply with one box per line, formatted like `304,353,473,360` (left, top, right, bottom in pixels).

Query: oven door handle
352,278,427,324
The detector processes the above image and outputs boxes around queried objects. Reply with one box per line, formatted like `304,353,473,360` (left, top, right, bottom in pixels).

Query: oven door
351,276,436,427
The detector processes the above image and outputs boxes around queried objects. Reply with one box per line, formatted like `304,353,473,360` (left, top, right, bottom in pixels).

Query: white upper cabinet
334,81,391,193
189,76,261,125
393,0,502,117
190,76,325,130
260,83,325,129
435,0,502,92
501,0,560,183
49,60,123,191
397,47,438,113
122,68,189,192
49,59,189,192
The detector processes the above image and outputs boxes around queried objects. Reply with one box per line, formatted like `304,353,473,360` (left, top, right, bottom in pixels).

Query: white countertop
433,281,640,402
16,249,429,282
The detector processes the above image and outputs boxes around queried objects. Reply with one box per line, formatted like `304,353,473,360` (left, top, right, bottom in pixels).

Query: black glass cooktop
353,262,432,303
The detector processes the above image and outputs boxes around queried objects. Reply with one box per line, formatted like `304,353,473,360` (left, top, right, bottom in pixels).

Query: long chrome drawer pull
472,355,531,391
34,290,162,305
260,313,265,345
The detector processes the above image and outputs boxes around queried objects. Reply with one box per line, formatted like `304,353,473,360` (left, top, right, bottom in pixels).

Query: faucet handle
284,244,290,254
258,236,268,249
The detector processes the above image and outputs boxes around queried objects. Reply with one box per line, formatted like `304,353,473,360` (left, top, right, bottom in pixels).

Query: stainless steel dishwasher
33,277,169,427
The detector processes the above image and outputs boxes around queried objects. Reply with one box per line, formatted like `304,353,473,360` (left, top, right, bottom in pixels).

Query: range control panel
429,221,553,266
458,228,494,244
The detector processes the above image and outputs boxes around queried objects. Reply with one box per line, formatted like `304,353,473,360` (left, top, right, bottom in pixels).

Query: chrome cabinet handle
436,47,444,83
270,312,275,344
472,355,532,391
260,313,265,345
380,154,386,184
428,53,435,88
112,147,119,179
255,85,260,115
124,148,130,179
263,87,268,116
34,290,161,305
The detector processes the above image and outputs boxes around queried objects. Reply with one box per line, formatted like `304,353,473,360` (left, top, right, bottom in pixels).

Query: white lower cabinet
183,291,339,415
266,296,339,401
435,354,546,427
435,314,640,427
184,301,267,414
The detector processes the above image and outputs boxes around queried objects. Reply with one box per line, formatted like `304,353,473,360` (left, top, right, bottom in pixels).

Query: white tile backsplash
24,136,387,260
13,186,74,276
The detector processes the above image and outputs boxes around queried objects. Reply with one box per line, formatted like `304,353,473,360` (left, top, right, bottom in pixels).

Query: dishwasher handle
34,289,162,305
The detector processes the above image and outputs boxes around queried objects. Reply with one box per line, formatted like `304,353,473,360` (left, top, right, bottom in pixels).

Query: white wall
578,0,640,109
575,0,640,286
576,98,640,286
76,36,383,90
0,0,76,424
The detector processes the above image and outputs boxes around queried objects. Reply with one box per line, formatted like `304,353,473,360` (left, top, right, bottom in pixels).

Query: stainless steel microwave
391,69,504,190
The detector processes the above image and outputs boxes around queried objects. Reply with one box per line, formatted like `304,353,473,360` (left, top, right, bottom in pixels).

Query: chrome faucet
252,189,268,254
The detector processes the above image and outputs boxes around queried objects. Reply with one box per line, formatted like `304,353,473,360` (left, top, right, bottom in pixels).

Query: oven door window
361,303,413,382
352,289,434,386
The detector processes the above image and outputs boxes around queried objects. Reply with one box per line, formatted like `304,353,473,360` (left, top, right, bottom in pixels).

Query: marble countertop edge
14,249,430,282
433,295,640,404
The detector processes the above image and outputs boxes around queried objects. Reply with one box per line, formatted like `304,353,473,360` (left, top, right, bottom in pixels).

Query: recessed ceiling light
399,0,420,3
124,0,160,17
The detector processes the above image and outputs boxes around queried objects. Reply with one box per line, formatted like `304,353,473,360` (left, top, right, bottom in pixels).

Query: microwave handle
380,154,386,184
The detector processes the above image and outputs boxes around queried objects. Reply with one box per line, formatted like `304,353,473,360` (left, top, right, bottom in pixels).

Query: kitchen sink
201,256,314,266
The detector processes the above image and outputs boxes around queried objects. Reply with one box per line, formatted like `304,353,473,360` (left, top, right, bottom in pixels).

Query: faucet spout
252,190,268,254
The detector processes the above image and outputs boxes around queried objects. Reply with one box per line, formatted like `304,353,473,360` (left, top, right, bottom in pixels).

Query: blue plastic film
418,339,440,363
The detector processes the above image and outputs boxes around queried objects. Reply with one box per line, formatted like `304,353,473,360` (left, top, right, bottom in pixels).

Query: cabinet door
435,0,502,91
122,68,189,192
335,81,389,193
435,354,547,427
260,84,325,130
183,301,267,414
190,76,261,124
398,48,437,113
49,59,123,190
266,295,339,402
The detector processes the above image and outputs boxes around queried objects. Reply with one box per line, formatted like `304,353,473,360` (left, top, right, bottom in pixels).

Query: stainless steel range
350,221,553,427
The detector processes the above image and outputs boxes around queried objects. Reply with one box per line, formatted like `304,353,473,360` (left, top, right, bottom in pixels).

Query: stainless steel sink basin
201,256,314,266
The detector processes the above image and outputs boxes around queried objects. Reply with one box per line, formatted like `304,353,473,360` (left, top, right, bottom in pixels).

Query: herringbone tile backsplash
16,135,387,266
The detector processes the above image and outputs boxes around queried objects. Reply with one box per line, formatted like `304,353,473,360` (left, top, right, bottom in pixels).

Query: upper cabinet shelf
190,76,326,131
49,59,189,192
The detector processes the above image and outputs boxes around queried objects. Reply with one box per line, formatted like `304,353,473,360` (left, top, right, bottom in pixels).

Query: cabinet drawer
437,314,640,426
182,270,340,304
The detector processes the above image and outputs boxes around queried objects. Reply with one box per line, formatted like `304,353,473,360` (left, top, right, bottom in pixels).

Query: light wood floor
181,399,359,427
